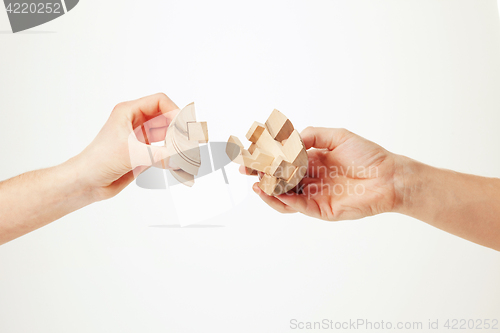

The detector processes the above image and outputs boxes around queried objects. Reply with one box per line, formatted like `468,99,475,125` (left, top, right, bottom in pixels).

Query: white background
1,0,500,332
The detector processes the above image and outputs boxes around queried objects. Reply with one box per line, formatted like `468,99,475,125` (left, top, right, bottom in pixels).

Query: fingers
134,124,169,144
133,93,178,117
252,183,298,214
148,127,168,143
125,93,179,129
128,137,172,169
274,191,325,220
144,113,169,128
275,192,309,213
122,94,180,175
300,127,351,151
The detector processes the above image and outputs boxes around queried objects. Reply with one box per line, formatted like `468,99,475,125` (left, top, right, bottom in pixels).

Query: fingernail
253,184,261,194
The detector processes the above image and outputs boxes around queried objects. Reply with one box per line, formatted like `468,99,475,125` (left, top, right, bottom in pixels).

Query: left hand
72,93,179,201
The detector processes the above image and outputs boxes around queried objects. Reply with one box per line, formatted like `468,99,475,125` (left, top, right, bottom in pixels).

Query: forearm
0,158,95,245
394,156,500,251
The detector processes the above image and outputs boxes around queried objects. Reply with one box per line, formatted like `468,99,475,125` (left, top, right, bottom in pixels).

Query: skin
1,95,499,251
248,127,500,251
0,93,179,245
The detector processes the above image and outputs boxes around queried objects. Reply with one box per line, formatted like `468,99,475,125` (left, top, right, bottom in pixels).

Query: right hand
248,127,405,221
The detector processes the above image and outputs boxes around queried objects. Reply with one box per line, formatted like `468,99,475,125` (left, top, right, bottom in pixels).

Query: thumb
300,127,351,150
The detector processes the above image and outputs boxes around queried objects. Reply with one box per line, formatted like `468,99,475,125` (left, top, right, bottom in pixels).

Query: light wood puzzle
187,121,208,143
225,109,308,196
164,103,209,187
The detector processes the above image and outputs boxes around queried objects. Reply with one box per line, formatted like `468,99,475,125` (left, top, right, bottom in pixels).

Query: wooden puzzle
226,109,308,196
164,103,208,187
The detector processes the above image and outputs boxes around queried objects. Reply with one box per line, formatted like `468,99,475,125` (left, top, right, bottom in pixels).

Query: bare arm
395,157,500,250
0,93,179,245
250,127,500,251
0,160,94,244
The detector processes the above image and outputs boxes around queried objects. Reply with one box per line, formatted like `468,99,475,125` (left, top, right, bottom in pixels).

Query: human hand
248,127,405,221
71,93,179,202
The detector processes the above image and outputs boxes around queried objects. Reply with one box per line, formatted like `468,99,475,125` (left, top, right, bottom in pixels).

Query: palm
254,128,400,221
297,134,397,220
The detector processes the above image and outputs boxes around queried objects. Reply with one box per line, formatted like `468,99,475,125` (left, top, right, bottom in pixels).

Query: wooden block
245,167,257,175
172,134,201,167
165,103,203,183
265,109,294,142
282,130,308,167
259,174,287,196
187,121,208,143
170,169,195,187
168,151,200,176
246,148,274,173
258,174,280,195
172,102,196,133
255,128,285,157
227,109,308,196
270,155,297,180
248,142,257,154
238,149,252,167
226,135,244,161
245,121,266,143
232,148,273,173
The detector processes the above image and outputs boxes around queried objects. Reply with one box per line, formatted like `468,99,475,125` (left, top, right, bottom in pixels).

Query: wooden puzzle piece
248,142,257,154
187,121,209,143
170,169,195,187
246,148,274,173
165,104,199,168
254,127,284,157
258,174,279,196
266,109,294,142
245,121,266,143
270,155,297,181
226,109,308,196
226,135,244,163
258,174,288,196
164,103,209,187
282,130,308,167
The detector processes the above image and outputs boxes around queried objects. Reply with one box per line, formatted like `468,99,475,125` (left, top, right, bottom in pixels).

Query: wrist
391,154,425,215
59,156,98,206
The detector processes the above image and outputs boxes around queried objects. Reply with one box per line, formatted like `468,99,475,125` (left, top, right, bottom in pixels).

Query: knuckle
155,92,168,100
338,127,349,134
303,126,315,133
337,127,354,139
112,102,127,113
301,126,315,137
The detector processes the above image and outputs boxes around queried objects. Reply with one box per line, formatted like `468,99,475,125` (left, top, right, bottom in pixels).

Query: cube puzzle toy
226,109,308,196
